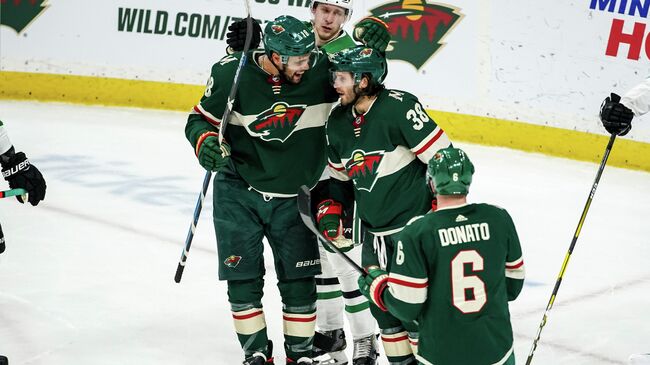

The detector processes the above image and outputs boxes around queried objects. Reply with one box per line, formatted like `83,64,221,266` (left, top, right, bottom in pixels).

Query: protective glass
283,49,320,69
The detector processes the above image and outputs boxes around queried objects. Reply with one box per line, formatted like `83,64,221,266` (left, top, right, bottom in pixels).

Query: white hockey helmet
311,0,354,20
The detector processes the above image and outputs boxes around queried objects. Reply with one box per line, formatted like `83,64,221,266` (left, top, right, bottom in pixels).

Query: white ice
0,100,649,365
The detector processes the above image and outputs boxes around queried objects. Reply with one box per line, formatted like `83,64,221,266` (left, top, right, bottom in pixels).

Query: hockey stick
297,185,366,276
0,188,27,199
174,1,254,283
525,134,617,364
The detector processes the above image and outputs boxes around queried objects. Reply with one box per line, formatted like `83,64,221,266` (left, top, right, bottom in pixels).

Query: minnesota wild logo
345,149,385,192
224,255,242,268
369,0,463,70
0,0,49,34
271,24,285,34
249,102,306,142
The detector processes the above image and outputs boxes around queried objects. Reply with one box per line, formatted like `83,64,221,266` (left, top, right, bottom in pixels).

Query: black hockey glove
226,17,262,53
600,93,634,136
1,151,46,206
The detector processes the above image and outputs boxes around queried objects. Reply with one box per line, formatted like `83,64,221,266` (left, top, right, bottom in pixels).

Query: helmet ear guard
426,147,475,196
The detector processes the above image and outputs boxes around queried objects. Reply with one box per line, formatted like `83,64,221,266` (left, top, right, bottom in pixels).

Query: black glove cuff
0,146,16,167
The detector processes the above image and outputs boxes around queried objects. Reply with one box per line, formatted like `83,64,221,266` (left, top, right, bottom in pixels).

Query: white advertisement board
1,0,649,141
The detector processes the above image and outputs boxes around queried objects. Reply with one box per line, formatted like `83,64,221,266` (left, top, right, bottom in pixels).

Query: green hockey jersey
326,89,451,234
185,50,338,197
382,203,525,365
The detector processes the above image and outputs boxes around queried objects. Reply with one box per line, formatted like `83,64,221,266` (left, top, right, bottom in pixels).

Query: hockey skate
352,334,378,365
243,341,274,365
312,328,348,365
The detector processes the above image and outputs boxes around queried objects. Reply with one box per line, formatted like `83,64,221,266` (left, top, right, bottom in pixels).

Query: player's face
331,71,357,105
282,54,312,84
312,3,347,43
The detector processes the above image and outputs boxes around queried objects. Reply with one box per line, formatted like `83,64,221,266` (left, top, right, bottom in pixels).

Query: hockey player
227,4,390,364
0,120,46,365
600,76,650,136
185,16,338,365
0,119,47,254
601,79,650,365
226,1,390,55
321,46,451,365
358,147,525,365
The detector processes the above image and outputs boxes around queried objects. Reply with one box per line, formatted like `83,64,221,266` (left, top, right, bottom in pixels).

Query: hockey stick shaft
525,134,617,364
174,171,212,283
219,1,253,145
0,188,27,198
174,0,254,283
297,185,366,276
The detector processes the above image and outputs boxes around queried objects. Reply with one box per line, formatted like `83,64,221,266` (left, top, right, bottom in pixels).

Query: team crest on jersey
224,255,242,268
345,149,385,192
368,0,463,70
248,102,306,142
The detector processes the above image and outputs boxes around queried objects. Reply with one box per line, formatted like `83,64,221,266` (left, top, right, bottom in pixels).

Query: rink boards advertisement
1,0,650,169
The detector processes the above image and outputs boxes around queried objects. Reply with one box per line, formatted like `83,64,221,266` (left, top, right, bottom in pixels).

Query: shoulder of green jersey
385,89,419,105
406,215,425,227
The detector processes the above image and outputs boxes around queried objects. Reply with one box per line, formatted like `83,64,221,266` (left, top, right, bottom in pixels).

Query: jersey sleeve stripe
505,258,525,279
194,104,222,128
413,128,445,155
389,272,428,286
506,258,524,269
387,273,428,304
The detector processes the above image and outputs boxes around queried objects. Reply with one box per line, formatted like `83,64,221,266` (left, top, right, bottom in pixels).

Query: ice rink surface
0,100,649,365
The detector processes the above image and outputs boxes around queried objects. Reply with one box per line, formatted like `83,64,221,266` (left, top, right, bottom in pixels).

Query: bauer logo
224,255,242,268
0,0,49,34
345,149,385,192
368,0,463,70
296,259,320,268
249,102,306,143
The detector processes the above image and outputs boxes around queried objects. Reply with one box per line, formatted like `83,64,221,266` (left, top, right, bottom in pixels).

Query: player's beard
340,85,362,107
277,63,305,84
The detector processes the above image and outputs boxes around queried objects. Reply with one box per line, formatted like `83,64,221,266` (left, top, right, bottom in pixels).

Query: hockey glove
1,151,46,206
600,93,634,136
358,266,389,311
226,17,262,53
316,199,355,252
353,17,391,53
196,134,231,172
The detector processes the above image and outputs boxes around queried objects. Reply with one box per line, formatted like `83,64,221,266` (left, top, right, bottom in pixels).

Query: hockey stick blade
297,185,366,276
